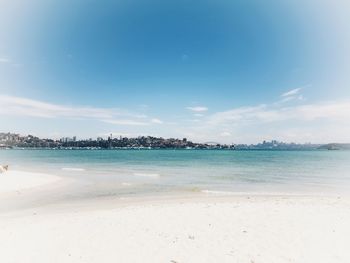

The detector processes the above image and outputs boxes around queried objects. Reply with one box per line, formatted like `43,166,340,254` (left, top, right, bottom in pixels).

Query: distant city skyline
1,0,350,143
1,132,334,150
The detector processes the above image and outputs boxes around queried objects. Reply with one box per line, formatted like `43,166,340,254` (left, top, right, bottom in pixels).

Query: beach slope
0,170,60,193
0,195,349,263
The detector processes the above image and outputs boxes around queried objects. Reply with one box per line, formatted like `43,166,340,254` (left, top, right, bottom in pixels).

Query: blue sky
1,0,350,143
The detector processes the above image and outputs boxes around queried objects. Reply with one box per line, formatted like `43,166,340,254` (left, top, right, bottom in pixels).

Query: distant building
60,137,74,143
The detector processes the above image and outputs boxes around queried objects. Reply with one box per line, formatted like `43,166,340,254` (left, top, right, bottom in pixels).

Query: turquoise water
1,149,350,196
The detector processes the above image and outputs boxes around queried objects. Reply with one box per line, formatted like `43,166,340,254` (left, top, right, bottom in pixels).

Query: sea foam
133,172,160,178
201,190,236,195
62,167,86,172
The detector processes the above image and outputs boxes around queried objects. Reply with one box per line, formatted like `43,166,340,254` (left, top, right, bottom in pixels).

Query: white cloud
0,58,10,63
2,94,350,144
181,100,350,144
0,94,160,126
102,119,149,126
186,106,208,112
280,85,310,99
151,118,163,124
278,86,310,104
280,96,298,103
220,131,231,137
207,101,350,125
207,105,267,124
281,87,302,97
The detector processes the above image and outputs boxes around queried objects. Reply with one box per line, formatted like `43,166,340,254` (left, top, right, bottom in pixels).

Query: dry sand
0,171,350,263
0,170,60,193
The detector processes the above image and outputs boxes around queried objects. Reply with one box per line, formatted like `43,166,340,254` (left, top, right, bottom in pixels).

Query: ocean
1,149,350,198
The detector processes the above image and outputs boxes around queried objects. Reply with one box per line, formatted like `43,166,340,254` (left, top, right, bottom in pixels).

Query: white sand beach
0,170,61,193
1,171,350,263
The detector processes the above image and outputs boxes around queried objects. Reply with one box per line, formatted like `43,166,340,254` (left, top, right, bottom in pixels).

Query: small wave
201,190,236,195
121,182,132,186
62,167,86,172
133,172,160,178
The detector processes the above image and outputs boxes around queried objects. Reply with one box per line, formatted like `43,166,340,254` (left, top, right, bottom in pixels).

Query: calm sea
1,149,350,197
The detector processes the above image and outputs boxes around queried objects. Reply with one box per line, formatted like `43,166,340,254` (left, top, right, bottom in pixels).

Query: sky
0,0,350,143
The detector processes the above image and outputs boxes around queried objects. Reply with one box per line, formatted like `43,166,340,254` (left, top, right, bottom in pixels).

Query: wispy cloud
207,101,350,125
151,118,163,124
207,105,267,124
0,95,161,126
0,58,11,63
186,106,208,112
279,85,310,103
2,94,349,143
281,87,302,97
180,100,350,143
0,57,22,68
279,95,304,103
220,131,231,137
102,119,151,126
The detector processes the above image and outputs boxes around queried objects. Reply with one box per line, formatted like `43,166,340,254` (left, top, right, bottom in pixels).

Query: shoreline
1,170,350,262
0,169,348,214
0,170,61,194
